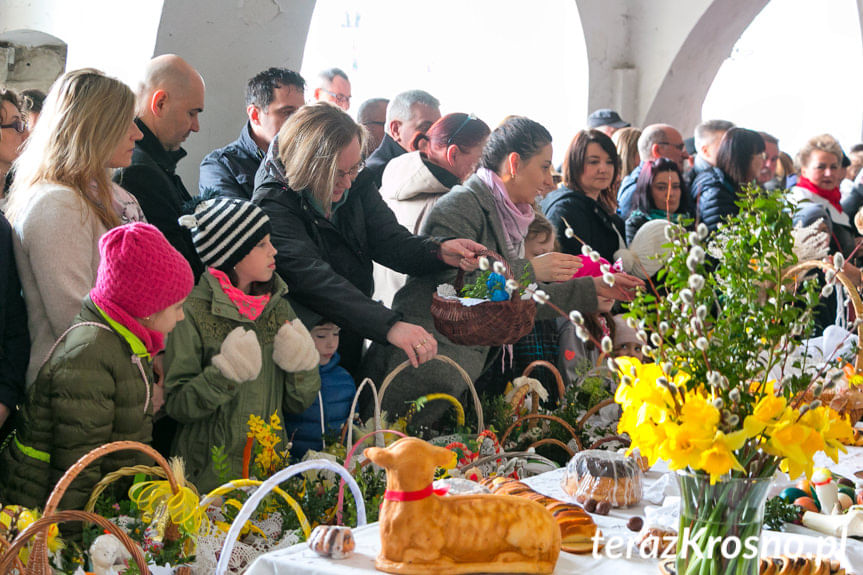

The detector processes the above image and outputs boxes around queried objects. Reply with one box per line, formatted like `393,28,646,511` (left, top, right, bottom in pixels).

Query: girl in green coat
0,222,194,510
166,198,320,492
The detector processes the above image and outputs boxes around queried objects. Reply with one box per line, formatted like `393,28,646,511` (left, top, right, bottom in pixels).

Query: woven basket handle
28,441,179,575
378,355,484,432
459,450,558,475
500,413,583,452
782,260,863,371
453,248,513,292
342,377,382,455
577,397,618,430
0,535,24,573
0,510,150,574
522,360,567,409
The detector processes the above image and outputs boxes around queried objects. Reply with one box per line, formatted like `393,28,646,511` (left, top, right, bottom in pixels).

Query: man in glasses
617,123,689,218
361,90,441,189
200,67,305,200
313,68,352,111
357,97,388,155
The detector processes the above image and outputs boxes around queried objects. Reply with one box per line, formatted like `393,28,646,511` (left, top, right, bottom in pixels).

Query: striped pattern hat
178,198,271,271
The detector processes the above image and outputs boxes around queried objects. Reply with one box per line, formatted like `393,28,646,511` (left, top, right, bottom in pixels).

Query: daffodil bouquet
615,188,855,575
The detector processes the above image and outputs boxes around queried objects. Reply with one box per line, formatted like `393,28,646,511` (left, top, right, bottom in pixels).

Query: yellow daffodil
659,421,714,470
801,405,852,462
699,431,746,484
743,394,787,437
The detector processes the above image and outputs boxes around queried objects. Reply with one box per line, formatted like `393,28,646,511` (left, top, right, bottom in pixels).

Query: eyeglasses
447,114,477,146
0,118,26,134
322,89,351,106
657,141,685,152
336,160,364,180
363,121,385,127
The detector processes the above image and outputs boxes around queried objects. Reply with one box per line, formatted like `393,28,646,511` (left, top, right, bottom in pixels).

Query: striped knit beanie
178,198,271,272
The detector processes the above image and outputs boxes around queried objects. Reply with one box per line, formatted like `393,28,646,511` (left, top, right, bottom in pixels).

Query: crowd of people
0,54,860,510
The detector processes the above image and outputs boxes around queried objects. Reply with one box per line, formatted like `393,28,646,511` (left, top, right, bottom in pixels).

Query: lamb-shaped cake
365,437,560,575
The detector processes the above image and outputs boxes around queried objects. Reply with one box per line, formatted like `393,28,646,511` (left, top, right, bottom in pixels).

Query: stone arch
642,0,769,135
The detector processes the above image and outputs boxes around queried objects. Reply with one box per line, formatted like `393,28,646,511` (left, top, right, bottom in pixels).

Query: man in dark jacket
359,89,441,189
113,54,205,279
0,212,29,443
199,68,305,200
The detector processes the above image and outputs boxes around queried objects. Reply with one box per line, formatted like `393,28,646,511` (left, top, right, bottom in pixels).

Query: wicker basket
379,355,485,432
0,510,150,574
27,440,192,575
500,413,583,456
783,260,863,424
431,249,536,346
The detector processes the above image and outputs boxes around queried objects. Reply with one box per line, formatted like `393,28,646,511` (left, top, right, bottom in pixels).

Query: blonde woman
612,126,641,184
251,102,483,374
6,68,144,384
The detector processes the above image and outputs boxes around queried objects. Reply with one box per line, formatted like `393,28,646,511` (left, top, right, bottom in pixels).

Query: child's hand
273,319,320,372
212,327,263,382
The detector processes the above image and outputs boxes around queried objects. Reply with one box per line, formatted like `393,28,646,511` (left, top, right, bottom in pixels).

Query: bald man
114,54,205,278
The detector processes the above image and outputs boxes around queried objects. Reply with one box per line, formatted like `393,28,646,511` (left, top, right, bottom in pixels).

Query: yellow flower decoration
743,394,787,437
699,431,746,484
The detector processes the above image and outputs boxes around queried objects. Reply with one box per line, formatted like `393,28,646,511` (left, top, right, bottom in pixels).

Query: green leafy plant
763,496,802,531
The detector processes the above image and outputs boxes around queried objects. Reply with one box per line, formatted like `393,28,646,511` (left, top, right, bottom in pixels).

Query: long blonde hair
277,102,366,214
6,68,135,229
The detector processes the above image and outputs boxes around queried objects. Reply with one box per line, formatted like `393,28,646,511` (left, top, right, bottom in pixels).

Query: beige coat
13,182,143,384
373,152,451,307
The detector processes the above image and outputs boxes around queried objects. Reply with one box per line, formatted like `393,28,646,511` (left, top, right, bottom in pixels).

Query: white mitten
273,318,320,372
212,327,263,382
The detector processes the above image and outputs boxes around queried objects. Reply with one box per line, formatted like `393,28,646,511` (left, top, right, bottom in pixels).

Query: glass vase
675,470,772,575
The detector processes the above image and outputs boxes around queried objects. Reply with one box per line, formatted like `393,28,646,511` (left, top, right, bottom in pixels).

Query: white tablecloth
245,445,863,575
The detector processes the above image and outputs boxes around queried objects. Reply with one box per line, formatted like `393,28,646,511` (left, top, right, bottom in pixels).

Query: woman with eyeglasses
625,157,690,244
373,113,491,307
361,116,644,428
0,89,27,203
692,127,765,232
542,129,627,262
252,102,484,376
6,69,145,385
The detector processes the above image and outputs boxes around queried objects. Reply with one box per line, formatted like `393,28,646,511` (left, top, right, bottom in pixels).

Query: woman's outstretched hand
440,239,485,271
387,321,438,368
530,252,584,282
594,273,645,302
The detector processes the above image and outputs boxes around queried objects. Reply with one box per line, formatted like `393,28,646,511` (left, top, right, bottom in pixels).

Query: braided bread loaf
481,477,599,554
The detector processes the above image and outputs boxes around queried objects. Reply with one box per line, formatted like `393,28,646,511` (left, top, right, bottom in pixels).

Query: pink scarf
209,268,271,320
89,292,164,357
477,167,535,258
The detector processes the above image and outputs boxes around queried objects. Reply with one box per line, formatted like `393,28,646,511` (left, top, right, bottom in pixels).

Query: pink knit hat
572,254,624,279
91,222,194,318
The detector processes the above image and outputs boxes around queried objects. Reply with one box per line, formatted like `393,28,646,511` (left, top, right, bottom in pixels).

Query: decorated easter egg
793,497,819,513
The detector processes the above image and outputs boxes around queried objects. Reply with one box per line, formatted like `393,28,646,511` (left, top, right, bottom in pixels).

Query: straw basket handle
522,360,567,409
26,441,180,575
0,510,150,574
459,450,558,475
216,460,366,575
500,413,583,453
379,355,484,432
342,377,383,455
577,397,618,430
0,535,24,573
782,260,863,371
453,248,513,292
